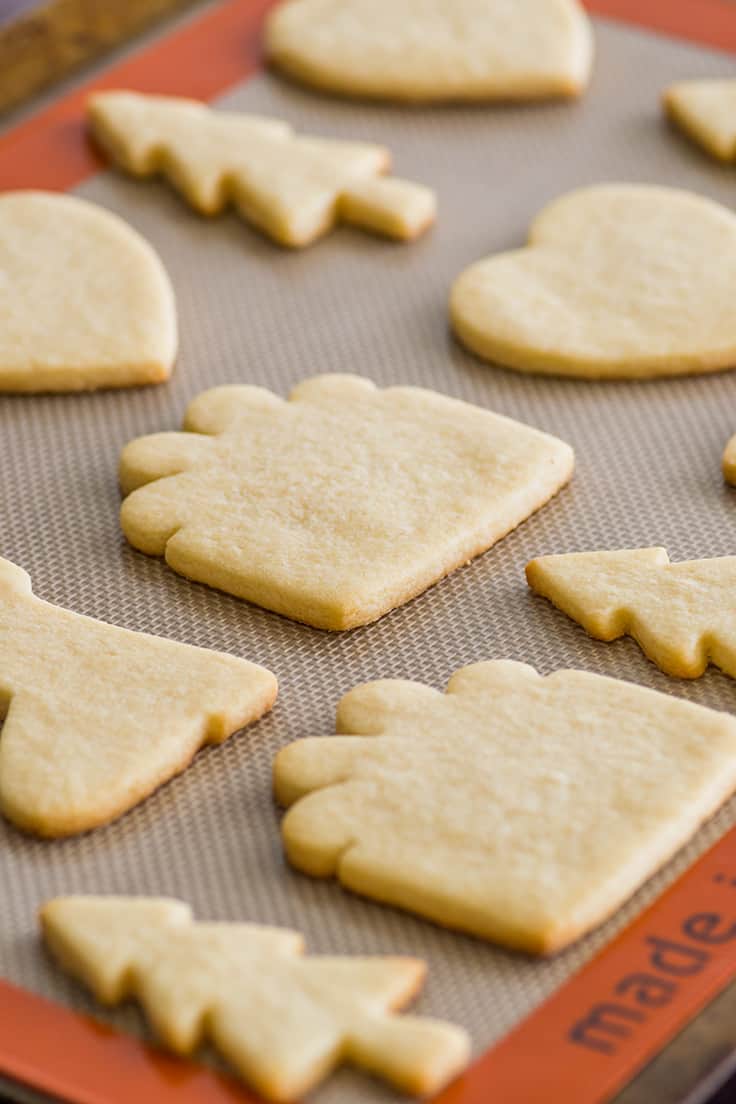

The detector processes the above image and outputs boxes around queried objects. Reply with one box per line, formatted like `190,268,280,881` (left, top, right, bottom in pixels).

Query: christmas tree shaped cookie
0,191,176,392
266,0,592,103
119,374,573,630
275,661,736,952
88,92,436,247
0,557,276,836
450,184,736,378
527,547,736,679
41,897,469,1100
664,80,736,162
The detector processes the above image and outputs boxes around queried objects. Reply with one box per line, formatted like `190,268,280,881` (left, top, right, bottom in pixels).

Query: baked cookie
274,660,736,953
88,92,436,246
265,0,592,103
119,374,574,630
723,434,736,484
41,896,469,1101
527,547,736,679
664,80,736,162
0,191,176,392
450,185,736,379
0,557,276,837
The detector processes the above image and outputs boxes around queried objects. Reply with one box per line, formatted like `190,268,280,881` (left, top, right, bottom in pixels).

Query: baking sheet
2,16,736,1103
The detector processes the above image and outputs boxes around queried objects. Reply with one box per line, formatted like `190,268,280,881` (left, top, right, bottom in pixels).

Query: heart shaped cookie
450,185,736,379
0,191,176,392
265,0,592,103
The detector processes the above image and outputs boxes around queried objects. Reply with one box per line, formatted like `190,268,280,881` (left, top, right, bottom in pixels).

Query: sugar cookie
723,434,736,484
275,661,736,952
0,557,276,836
527,547,736,679
119,375,573,630
451,185,736,379
0,191,176,392
88,92,436,246
665,80,736,162
265,0,592,103
41,896,469,1100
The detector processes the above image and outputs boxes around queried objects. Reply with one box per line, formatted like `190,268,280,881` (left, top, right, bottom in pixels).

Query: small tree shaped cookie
0,557,276,836
664,81,736,162
88,92,436,246
41,897,469,1101
274,661,736,953
118,375,573,630
527,547,736,679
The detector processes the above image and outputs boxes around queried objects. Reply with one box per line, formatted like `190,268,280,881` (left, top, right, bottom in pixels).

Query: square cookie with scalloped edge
119,375,573,630
274,661,736,952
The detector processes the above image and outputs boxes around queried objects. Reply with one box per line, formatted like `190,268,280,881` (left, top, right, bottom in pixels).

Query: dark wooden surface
0,0,198,113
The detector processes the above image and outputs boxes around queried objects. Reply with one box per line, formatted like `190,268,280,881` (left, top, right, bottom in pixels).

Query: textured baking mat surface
2,16,736,1103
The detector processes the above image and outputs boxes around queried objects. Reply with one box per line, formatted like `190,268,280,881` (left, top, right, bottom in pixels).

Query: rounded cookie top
0,190,177,392
450,184,736,379
265,0,592,103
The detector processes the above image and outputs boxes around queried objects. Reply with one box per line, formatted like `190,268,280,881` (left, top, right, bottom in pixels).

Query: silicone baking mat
1,3,736,1102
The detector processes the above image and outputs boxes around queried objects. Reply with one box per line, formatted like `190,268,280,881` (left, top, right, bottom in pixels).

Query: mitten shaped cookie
0,191,176,392
0,558,276,836
41,896,469,1101
451,185,736,379
275,661,736,952
119,375,573,629
88,92,436,246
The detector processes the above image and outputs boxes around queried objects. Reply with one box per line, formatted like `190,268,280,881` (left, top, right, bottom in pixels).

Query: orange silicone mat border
2,1,736,1103
586,0,736,53
0,0,735,191
0,0,276,191
2,824,736,1104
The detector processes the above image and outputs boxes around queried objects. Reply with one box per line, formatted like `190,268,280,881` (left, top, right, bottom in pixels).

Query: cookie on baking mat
0,557,276,837
88,92,436,246
41,896,469,1101
119,374,573,630
265,0,592,102
724,434,736,484
274,660,736,953
450,185,736,379
527,547,736,679
0,191,176,392
664,80,736,162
